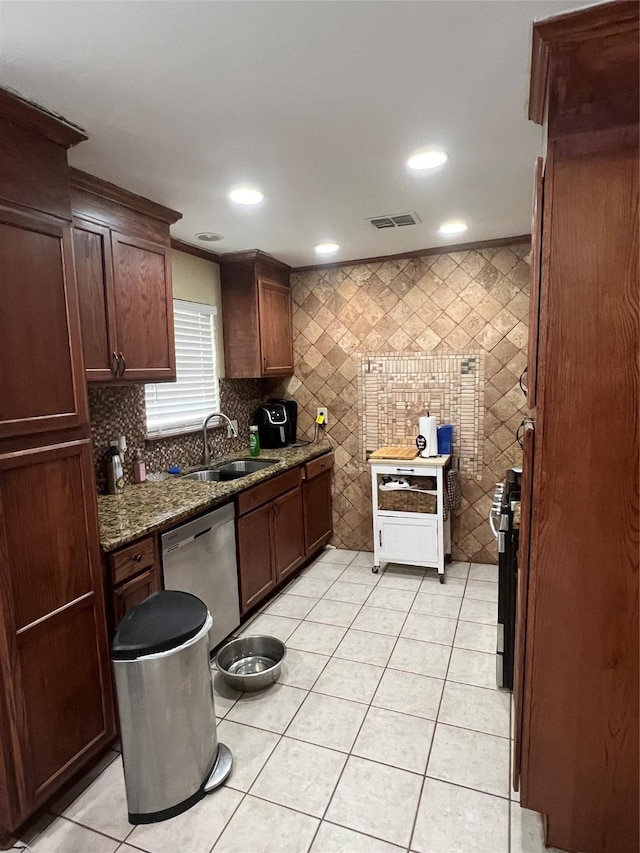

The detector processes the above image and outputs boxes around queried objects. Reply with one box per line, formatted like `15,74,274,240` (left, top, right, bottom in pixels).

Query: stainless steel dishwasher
162,503,240,652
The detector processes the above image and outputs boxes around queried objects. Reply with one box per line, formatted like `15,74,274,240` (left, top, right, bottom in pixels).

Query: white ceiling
1,1,585,267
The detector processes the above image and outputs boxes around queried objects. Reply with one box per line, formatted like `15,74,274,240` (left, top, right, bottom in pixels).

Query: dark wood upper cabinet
220,250,293,378
0,208,87,440
257,278,294,376
72,219,115,380
70,169,181,382
110,231,175,380
516,5,639,852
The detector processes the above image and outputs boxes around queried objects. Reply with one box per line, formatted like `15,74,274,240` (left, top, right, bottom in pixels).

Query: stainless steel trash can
112,590,232,824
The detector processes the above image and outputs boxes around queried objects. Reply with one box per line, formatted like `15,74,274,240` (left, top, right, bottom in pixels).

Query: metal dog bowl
215,635,286,692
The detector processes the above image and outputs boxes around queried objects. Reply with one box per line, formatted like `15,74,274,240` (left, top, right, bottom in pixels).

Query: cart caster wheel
439,574,445,584
372,565,380,574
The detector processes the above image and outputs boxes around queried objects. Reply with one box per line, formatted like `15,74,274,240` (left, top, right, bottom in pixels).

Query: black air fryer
269,399,298,444
253,402,289,448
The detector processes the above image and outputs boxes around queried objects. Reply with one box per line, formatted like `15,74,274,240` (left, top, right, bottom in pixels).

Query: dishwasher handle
161,503,235,555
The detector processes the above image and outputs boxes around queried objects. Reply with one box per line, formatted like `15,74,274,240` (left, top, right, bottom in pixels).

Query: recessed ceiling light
406,148,448,170
194,232,223,242
228,187,264,205
315,242,340,255
438,220,468,235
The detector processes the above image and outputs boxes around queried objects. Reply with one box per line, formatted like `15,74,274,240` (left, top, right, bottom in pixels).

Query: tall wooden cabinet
513,5,639,853
0,90,115,847
219,250,293,378
71,169,181,382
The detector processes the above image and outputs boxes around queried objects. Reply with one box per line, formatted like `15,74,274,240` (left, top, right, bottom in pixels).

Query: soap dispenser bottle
106,441,125,494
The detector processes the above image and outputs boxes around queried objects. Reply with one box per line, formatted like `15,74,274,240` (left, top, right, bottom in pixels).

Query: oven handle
489,509,499,540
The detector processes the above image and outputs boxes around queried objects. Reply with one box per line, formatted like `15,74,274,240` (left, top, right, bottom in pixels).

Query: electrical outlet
227,419,239,438
317,407,328,426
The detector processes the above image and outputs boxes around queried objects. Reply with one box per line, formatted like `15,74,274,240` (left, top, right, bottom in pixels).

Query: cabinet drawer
236,468,301,516
304,452,334,481
109,535,156,585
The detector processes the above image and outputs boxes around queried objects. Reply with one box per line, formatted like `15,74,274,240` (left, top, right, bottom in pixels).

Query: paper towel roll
418,415,438,457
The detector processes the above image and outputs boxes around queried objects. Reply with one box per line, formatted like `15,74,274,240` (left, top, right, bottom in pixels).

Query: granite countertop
98,438,333,552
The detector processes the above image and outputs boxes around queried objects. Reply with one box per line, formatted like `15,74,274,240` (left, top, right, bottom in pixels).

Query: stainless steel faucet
202,412,239,466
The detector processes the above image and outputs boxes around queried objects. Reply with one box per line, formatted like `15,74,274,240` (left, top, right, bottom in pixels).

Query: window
145,300,219,436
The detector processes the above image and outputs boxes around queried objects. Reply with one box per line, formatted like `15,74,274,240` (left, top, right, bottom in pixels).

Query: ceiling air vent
367,212,421,229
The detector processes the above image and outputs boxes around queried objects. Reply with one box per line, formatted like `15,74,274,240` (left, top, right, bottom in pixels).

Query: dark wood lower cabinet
0,440,115,843
237,503,277,613
272,487,305,582
112,565,162,628
302,465,333,556
236,455,333,615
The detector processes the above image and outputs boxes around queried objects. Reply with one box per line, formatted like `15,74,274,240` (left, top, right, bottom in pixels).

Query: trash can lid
112,591,209,660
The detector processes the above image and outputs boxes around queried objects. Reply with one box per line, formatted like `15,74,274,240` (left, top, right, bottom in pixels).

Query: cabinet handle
132,554,142,563
112,351,119,376
118,352,126,376
395,467,415,473
379,530,382,547
263,356,267,372
519,367,528,396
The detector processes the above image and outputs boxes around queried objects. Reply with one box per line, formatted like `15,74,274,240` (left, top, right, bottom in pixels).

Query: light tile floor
15,549,569,853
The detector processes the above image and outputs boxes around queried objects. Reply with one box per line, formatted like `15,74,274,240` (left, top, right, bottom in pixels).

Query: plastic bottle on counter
133,451,146,484
249,425,260,458
106,442,125,495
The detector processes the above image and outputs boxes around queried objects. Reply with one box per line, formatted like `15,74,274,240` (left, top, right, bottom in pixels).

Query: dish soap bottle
249,425,260,458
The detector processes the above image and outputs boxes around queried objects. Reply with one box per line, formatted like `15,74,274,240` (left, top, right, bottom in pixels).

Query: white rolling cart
368,454,451,582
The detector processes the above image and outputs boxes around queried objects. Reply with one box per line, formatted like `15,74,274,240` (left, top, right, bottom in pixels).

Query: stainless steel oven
489,467,521,690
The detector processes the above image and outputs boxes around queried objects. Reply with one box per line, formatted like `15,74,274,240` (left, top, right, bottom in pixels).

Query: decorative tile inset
357,352,485,480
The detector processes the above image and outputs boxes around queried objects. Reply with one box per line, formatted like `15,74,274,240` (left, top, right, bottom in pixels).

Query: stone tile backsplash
272,242,531,563
89,379,263,493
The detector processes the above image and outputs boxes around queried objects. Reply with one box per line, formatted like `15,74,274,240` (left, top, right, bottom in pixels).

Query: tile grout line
405,563,469,852
306,556,427,852
282,552,386,852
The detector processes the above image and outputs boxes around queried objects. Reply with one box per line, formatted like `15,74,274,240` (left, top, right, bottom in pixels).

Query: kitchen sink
181,470,222,482
218,460,277,475
181,459,278,482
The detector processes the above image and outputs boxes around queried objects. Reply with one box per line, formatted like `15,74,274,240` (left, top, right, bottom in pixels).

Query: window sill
145,423,226,442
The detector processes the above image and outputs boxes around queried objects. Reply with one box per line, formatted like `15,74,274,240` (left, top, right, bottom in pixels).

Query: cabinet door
303,469,333,556
112,565,161,628
0,440,115,822
258,278,293,376
273,487,305,582
110,232,176,381
378,515,439,564
0,208,87,439
236,503,276,613
73,219,117,381
513,421,535,793
526,157,544,409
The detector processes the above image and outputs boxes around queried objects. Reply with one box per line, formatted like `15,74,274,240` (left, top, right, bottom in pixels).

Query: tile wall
272,242,530,563
89,379,262,493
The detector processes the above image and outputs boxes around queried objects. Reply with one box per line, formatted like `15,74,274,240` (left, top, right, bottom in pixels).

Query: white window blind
145,300,220,436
